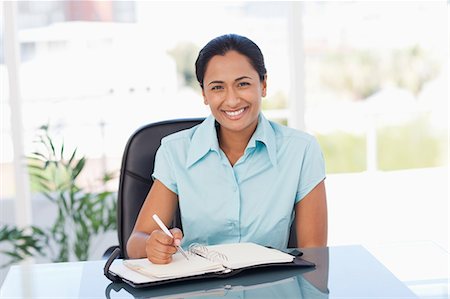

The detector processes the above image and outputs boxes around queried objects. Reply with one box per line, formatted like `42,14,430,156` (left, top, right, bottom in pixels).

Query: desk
0,245,418,298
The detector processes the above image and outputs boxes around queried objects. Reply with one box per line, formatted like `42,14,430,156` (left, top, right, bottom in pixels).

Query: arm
126,180,182,263
295,180,328,248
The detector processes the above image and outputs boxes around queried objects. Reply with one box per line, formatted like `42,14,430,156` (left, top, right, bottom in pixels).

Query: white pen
152,214,189,260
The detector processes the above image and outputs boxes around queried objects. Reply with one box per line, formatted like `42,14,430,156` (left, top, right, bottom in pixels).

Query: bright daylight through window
0,2,447,288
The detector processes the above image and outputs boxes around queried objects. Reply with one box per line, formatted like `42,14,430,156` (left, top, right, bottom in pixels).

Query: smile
224,108,245,117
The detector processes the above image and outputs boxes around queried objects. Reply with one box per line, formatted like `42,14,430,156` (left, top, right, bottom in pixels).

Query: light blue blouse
152,114,326,250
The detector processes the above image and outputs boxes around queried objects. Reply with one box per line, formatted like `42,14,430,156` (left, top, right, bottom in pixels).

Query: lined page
123,252,225,279
204,243,294,269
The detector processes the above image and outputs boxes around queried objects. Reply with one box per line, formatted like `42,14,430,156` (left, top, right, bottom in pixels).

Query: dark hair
195,34,267,88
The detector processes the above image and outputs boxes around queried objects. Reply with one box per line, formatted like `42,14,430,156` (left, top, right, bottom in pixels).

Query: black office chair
108,118,298,259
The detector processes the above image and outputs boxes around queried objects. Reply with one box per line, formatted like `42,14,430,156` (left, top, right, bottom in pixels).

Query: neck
217,121,257,161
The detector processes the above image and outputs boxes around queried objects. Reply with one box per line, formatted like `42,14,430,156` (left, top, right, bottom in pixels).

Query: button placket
228,166,241,240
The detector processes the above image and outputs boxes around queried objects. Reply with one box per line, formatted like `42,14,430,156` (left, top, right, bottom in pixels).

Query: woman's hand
126,180,180,260
145,228,183,264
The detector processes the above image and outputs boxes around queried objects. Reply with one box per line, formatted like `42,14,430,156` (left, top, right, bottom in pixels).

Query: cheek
204,93,221,106
244,89,263,102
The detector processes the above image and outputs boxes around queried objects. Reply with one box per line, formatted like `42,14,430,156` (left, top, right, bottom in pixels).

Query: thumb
170,227,183,246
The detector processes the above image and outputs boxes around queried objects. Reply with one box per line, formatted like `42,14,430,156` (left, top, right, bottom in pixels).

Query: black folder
104,245,315,289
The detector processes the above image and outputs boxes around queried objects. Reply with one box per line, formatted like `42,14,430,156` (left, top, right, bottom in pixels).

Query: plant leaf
68,148,78,165
72,157,85,179
45,134,56,156
60,141,65,160
29,152,47,160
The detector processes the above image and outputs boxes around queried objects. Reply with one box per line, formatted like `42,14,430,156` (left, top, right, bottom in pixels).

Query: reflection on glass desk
106,267,327,299
365,241,449,299
0,245,418,298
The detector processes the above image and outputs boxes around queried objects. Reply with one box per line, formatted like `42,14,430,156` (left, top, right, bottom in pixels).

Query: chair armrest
103,245,120,259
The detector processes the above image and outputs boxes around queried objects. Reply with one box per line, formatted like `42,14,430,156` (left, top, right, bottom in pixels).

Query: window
0,2,294,197
302,2,447,173
2,1,447,256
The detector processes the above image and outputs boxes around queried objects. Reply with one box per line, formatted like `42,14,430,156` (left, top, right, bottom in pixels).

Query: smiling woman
126,34,328,264
201,50,266,164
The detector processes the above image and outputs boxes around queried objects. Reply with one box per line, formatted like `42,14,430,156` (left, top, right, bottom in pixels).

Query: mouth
223,107,246,119
225,108,245,116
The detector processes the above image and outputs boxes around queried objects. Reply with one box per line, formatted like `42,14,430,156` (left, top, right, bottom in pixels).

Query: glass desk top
0,245,419,298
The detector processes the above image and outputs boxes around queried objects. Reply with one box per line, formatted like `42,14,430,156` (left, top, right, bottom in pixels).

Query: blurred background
0,1,448,296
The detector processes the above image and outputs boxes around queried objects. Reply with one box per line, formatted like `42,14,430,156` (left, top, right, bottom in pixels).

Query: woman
127,34,327,264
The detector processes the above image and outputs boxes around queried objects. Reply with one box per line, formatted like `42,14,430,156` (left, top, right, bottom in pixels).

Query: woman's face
202,50,267,136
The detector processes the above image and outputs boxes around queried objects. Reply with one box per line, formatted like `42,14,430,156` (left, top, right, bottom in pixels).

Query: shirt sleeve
151,142,178,194
295,137,326,204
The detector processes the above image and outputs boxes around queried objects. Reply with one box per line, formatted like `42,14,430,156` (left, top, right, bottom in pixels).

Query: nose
224,87,240,107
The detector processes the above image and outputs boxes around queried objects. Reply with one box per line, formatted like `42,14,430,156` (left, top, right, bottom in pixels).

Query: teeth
225,108,245,116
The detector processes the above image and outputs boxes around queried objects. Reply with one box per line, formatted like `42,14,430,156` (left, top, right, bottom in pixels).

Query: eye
237,82,250,87
211,85,224,91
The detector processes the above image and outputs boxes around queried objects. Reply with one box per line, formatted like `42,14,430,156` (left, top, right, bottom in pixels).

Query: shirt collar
249,114,278,167
186,113,277,168
186,115,220,168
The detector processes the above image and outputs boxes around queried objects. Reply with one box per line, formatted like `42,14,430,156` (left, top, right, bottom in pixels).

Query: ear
261,75,267,97
202,89,208,105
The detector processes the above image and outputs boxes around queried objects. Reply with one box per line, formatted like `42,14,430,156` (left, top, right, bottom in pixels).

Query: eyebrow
207,76,252,86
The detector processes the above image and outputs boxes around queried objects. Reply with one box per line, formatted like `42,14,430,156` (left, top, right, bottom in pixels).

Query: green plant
316,132,367,173
318,46,440,100
314,115,445,173
1,124,117,266
377,116,445,170
262,91,288,110
0,225,47,267
168,42,200,91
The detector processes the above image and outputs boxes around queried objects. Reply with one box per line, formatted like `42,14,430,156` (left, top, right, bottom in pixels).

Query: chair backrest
117,118,204,258
117,118,298,258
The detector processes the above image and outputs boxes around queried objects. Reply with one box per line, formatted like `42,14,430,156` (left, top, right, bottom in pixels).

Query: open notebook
106,242,316,287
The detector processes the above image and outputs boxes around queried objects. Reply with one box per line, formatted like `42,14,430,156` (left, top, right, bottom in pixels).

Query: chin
214,112,258,133
222,121,255,133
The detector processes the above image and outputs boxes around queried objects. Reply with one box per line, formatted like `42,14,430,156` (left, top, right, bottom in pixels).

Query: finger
148,253,172,264
153,242,177,255
153,230,175,246
149,245,175,259
170,228,183,246
170,227,183,239
145,236,176,261
147,231,177,256
148,231,177,255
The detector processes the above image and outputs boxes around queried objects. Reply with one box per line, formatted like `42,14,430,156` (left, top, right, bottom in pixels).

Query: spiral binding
188,243,229,263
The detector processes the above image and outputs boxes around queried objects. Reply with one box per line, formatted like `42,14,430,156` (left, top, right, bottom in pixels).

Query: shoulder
270,121,317,148
160,125,199,148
